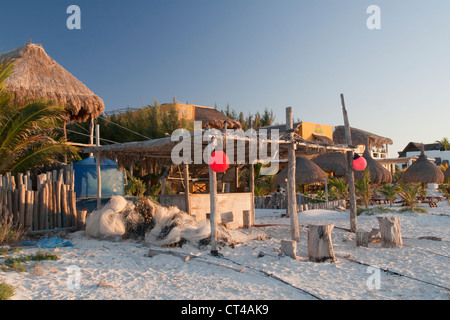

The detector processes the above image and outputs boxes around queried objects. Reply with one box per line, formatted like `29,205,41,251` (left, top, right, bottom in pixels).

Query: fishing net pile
85,196,267,247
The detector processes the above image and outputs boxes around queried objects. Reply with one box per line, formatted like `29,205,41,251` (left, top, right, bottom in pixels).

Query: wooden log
78,209,88,230
356,230,369,247
33,190,39,230
96,124,102,210
280,240,297,259
54,179,62,228
18,184,26,228
70,188,77,227
47,175,54,229
13,189,19,226
184,164,191,215
61,184,68,227
307,224,336,263
39,183,46,230
24,190,34,232
377,217,403,248
243,210,251,229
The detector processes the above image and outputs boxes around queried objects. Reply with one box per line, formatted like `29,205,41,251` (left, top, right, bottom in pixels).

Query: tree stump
377,217,403,248
356,230,369,247
307,225,336,262
280,240,297,259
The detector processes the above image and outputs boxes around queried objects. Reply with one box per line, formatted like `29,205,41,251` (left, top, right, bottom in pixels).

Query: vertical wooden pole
89,116,94,157
95,124,102,210
25,190,33,232
341,94,357,233
184,164,191,215
209,166,218,255
248,117,256,226
287,107,300,242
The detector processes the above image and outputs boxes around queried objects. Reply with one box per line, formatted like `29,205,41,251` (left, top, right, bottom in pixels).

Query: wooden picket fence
0,166,82,233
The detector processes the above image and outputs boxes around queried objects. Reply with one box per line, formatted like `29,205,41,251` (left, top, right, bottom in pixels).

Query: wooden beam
340,94,357,233
209,165,218,255
286,107,300,242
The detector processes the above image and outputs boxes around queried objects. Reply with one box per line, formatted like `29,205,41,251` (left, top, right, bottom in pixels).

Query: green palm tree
328,177,349,200
436,137,450,151
0,59,79,174
355,169,378,209
397,183,422,211
379,184,399,207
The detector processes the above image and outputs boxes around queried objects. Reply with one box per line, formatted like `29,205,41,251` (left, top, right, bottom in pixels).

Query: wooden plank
96,124,102,210
33,190,39,230
18,184,26,228
54,179,62,228
61,184,68,227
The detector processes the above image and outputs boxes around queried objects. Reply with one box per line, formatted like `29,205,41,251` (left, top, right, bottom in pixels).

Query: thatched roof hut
333,126,393,148
274,156,327,185
311,152,349,177
0,43,104,122
195,106,241,130
399,150,444,184
354,147,392,185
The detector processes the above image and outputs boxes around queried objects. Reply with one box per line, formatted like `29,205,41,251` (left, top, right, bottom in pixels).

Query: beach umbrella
274,156,327,186
0,42,104,122
311,152,349,177
195,106,241,130
399,149,444,185
333,126,393,149
354,146,392,185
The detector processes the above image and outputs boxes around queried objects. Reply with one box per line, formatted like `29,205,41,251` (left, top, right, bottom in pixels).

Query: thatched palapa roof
333,126,393,148
354,147,392,185
399,150,444,184
311,152,349,177
0,43,104,122
274,156,327,185
195,106,241,130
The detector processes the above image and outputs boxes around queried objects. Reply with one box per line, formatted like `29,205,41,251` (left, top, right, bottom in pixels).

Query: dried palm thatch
333,126,393,148
399,150,444,184
195,106,241,130
311,152,349,177
274,156,327,185
354,147,392,185
0,43,104,122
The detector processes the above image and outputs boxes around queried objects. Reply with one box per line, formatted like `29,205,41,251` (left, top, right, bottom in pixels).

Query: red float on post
209,151,230,173
353,154,367,171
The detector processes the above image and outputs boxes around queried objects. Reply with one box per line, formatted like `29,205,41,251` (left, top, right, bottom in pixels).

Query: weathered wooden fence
255,193,346,212
0,166,82,233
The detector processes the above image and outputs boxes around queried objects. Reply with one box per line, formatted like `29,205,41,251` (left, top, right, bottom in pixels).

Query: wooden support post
307,224,336,263
377,217,403,248
18,184,26,228
89,116,94,157
209,166,218,255
341,94,357,233
184,164,191,215
234,165,239,192
249,163,255,226
286,107,300,242
356,230,369,247
61,184,68,228
95,124,102,210
33,190,39,230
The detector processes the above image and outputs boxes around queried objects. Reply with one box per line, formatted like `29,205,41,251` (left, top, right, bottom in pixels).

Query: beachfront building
398,142,450,167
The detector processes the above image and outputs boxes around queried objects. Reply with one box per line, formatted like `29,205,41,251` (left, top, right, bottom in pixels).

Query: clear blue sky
1,0,449,156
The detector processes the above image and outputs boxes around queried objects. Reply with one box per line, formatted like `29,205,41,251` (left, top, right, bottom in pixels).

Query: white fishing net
85,196,127,239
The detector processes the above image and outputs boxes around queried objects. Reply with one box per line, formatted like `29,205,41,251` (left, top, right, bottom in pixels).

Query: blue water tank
73,156,124,198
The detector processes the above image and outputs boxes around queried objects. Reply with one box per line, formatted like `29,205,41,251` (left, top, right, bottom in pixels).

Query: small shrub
357,206,395,216
0,282,15,300
398,207,429,214
0,220,24,245
124,176,147,197
2,250,60,272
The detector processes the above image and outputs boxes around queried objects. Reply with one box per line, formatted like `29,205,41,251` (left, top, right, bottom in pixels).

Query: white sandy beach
1,201,449,300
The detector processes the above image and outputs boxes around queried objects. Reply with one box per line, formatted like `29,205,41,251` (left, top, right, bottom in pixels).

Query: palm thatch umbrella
0,42,104,122
311,152,349,177
333,126,393,148
354,146,392,185
399,149,444,185
274,156,327,186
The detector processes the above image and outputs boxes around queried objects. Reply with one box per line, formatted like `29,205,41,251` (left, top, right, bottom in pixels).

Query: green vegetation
1,250,60,272
0,282,15,300
0,220,23,246
0,59,80,174
379,184,400,207
357,206,395,216
355,169,378,209
397,183,424,211
124,175,147,197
